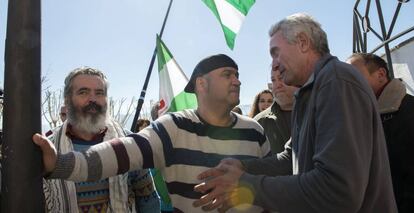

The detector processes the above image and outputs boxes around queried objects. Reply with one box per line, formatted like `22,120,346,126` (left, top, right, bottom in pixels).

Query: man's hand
32,133,57,175
193,158,244,212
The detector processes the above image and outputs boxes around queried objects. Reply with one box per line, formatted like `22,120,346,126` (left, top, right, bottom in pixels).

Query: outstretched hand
193,158,244,212
32,133,57,175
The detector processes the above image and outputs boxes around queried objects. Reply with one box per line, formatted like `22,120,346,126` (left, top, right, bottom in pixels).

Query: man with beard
42,67,160,213
34,54,270,212
254,68,298,153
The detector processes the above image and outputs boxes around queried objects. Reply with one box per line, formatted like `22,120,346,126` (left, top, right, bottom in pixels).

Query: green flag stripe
167,91,198,112
156,35,173,72
222,25,237,50
202,0,220,21
225,0,255,15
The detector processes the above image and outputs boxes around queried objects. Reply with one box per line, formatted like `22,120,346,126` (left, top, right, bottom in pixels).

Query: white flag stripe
164,59,188,95
214,0,245,33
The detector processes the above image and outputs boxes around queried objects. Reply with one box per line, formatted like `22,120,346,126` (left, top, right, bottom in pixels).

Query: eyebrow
77,87,91,92
76,87,105,93
270,47,278,57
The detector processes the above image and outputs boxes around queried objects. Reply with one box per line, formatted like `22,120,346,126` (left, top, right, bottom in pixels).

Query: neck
299,52,322,86
279,102,293,111
196,105,234,127
70,125,101,141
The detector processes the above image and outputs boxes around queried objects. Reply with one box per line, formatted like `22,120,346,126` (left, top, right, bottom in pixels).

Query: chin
231,100,240,107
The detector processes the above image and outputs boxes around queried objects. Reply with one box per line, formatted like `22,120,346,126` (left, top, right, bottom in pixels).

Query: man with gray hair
192,13,397,213
43,67,160,212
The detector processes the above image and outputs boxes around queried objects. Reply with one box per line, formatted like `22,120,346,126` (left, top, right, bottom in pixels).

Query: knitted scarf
43,119,130,213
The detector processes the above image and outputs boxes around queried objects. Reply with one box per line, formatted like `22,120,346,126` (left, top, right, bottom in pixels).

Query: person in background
254,68,298,153
248,89,273,118
135,118,150,132
347,53,414,212
192,13,397,213
150,101,160,121
42,67,159,213
45,105,68,137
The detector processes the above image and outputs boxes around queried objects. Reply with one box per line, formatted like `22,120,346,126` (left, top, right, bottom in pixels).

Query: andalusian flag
156,35,197,115
203,0,256,49
153,35,198,212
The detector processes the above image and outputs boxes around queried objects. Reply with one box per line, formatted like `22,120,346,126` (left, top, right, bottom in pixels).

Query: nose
233,76,241,86
88,93,98,103
272,58,280,71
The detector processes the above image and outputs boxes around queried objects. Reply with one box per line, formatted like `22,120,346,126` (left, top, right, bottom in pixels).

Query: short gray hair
269,13,330,55
64,67,109,98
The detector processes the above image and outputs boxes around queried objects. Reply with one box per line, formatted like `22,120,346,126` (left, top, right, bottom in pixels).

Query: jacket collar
378,78,406,114
295,53,336,96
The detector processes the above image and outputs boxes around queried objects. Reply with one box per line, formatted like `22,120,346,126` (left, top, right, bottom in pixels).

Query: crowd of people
7,12,411,213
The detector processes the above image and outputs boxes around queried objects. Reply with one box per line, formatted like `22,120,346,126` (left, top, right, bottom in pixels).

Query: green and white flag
202,0,256,49
156,35,197,115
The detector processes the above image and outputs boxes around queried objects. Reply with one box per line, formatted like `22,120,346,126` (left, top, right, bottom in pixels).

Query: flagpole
1,0,43,212
130,0,173,132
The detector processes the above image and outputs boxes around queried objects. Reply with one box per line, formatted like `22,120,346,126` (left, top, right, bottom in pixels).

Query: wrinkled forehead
71,74,106,90
269,31,286,56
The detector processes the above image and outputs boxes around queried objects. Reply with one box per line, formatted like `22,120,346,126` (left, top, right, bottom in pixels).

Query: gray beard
67,102,108,134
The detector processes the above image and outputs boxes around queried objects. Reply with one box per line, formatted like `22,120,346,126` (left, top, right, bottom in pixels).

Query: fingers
201,194,227,212
193,191,223,209
218,196,233,213
32,133,48,146
32,133,57,174
194,178,219,194
197,166,226,180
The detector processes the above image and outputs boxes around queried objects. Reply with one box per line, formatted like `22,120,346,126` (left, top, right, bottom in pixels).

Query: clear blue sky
0,0,413,108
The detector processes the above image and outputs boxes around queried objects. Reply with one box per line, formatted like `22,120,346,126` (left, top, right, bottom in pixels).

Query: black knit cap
184,54,238,93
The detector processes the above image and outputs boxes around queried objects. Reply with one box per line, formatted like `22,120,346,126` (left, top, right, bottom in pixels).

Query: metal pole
130,0,173,132
1,0,43,212
375,0,394,78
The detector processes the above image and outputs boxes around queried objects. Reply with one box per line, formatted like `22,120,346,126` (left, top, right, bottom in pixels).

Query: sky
0,0,413,118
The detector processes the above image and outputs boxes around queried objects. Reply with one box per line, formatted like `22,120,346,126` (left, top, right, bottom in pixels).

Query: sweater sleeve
240,77,379,213
49,136,150,182
49,114,175,182
128,169,160,212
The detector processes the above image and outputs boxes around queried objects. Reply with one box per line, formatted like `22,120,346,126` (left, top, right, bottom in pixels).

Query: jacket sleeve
240,77,380,213
241,139,292,176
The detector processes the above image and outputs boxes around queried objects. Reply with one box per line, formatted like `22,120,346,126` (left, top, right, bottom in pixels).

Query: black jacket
379,79,414,213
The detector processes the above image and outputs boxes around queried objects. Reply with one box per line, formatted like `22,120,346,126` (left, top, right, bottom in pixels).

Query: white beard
67,100,108,134
69,112,108,134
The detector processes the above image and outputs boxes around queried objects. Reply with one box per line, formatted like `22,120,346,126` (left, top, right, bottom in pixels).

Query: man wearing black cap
32,54,271,212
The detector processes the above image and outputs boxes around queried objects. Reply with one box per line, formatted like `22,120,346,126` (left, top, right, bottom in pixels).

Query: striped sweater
51,109,271,212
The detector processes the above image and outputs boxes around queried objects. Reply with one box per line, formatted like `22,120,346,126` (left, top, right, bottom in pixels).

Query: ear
195,77,206,93
296,32,311,53
376,67,388,81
